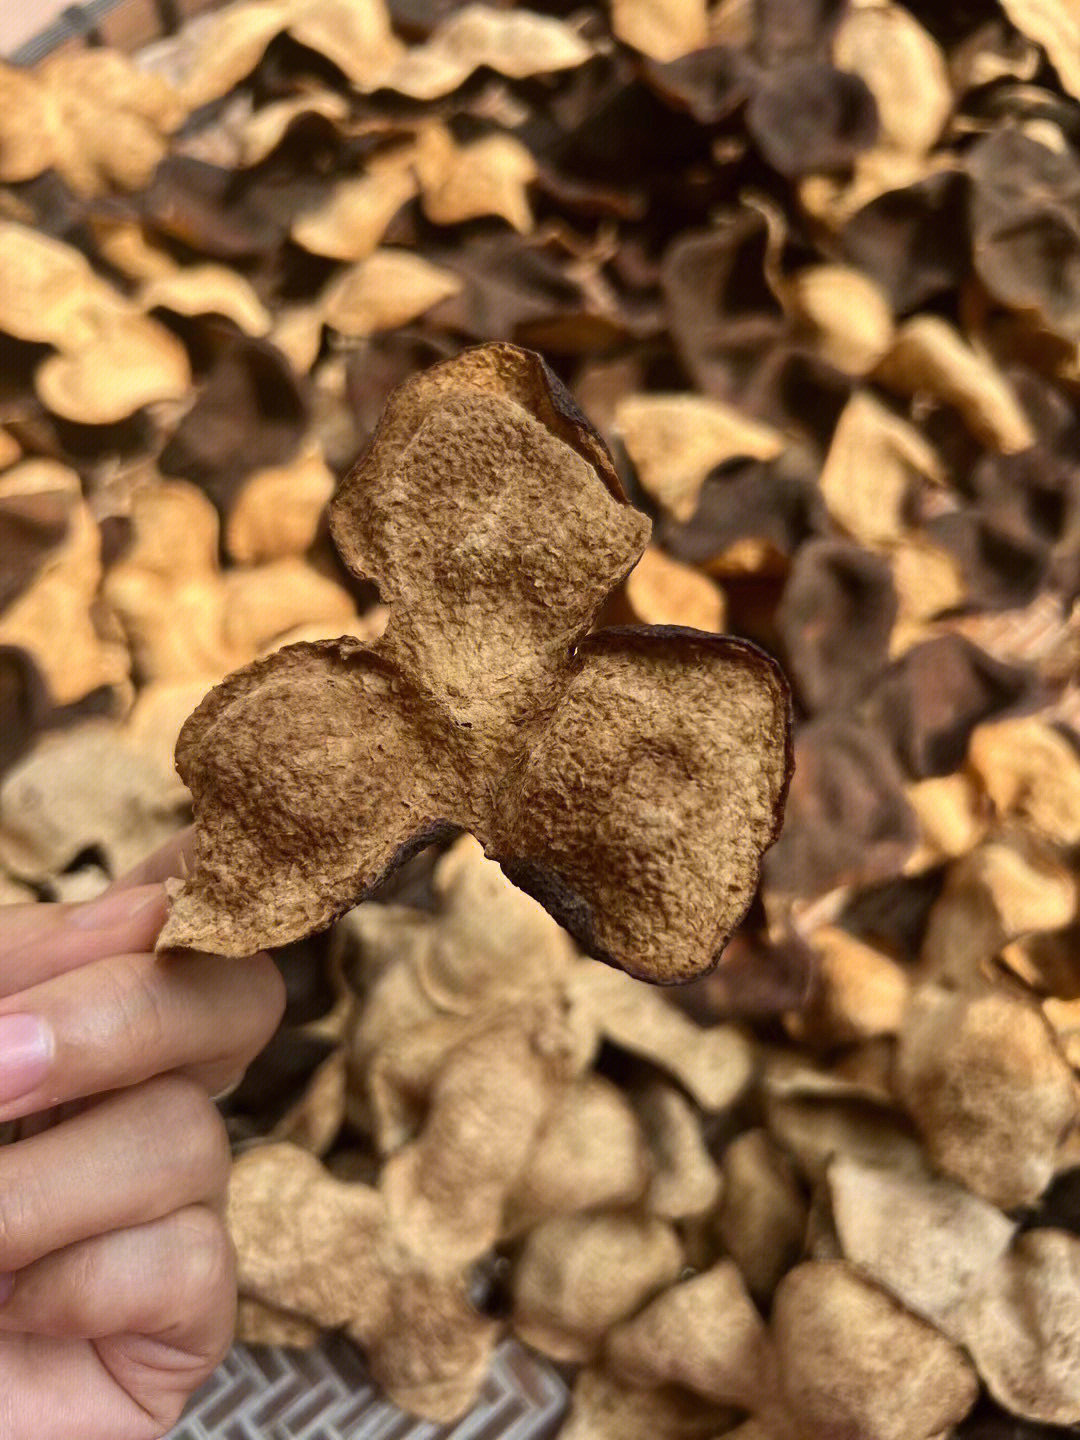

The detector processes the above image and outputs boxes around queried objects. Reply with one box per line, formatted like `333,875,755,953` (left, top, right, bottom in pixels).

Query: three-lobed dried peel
158,343,791,983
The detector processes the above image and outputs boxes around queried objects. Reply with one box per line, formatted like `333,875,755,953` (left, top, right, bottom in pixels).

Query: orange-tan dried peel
158,344,791,982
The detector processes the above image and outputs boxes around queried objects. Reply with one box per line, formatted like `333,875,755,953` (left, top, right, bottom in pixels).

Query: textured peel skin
498,628,790,983
159,342,791,982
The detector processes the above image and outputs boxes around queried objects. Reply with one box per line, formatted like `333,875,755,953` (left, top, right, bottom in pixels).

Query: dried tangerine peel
160,343,791,982
228,1139,499,1421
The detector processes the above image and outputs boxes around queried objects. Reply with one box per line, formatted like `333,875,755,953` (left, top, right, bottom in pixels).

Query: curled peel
159,342,791,983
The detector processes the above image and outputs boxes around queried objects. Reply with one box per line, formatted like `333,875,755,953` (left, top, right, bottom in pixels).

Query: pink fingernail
0,1015,53,1103
70,884,164,931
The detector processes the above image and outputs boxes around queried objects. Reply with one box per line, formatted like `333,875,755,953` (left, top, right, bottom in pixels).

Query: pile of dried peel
222,830,1080,1437
5,0,1080,1435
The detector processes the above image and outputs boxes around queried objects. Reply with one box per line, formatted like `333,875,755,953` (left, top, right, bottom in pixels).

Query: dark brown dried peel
0,644,113,783
777,539,897,714
0,471,74,613
747,62,879,179
158,335,311,517
158,343,791,982
765,716,917,900
969,129,1080,345
840,169,969,313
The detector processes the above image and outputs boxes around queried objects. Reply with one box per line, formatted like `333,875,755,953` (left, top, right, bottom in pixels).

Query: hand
0,833,287,1440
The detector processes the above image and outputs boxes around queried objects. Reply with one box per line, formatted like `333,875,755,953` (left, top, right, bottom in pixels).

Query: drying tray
169,1338,566,1439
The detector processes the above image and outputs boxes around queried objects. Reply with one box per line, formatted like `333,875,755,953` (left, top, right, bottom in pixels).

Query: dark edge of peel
498,852,746,987
362,818,462,903
325,342,631,590
498,853,711,987
158,818,461,955
532,351,629,504
496,625,795,985
497,855,621,975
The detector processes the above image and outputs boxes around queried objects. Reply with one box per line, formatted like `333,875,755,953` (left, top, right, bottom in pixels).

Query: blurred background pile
3,0,1080,1436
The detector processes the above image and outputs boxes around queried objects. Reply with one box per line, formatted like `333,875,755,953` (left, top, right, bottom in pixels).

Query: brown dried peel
604,1261,773,1410
504,1075,650,1234
561,1365,738,1440
718,1129,808,1304
511,1209,684,1362
229,1140,500,1421
158,343,791,983
893,983,1078,1209
772,1260,978,1440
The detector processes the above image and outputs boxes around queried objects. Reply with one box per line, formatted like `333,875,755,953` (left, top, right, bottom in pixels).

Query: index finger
0,885,168,999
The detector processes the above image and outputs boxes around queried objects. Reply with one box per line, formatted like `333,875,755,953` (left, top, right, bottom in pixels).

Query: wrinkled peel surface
159,342,791,982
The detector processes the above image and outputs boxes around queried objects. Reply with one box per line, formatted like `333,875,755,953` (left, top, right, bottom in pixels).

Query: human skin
0,831,287,1439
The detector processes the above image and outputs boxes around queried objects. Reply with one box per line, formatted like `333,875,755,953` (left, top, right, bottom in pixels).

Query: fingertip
256,949,288,1020
68,884,167,933
109,827,195,892
234,949,288,1051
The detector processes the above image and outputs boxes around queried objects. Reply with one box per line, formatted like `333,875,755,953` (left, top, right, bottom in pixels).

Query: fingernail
0,1015,53,1104
70,884,164,931
0,1274,13,1305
